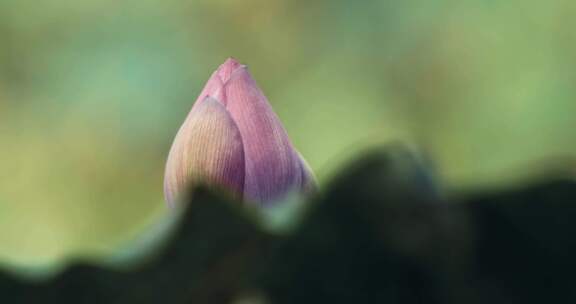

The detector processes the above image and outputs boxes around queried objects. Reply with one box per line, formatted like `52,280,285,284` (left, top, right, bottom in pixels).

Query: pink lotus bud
164,58,315,207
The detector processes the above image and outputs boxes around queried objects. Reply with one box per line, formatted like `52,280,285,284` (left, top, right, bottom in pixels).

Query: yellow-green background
1,0,575,267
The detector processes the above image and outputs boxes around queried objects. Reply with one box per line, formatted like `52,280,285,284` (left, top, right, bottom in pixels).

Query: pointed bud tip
218,57,244,83
224,57,241,66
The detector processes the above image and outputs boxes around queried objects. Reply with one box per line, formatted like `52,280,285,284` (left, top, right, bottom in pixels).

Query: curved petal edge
164,97,245,207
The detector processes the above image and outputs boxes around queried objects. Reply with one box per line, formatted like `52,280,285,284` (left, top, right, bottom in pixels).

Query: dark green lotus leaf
0,188,272,304
1,146,575,304
464,179,576,303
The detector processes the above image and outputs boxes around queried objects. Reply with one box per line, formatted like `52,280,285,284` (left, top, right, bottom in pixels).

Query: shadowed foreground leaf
465,180,576,303
259,147,576,304
1,147,576,303
260,147,471,304
0,189,271,303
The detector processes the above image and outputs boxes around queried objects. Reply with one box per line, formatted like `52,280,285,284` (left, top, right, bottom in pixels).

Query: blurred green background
0,0,575,267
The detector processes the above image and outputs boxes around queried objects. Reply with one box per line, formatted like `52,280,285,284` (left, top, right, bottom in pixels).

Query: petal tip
218,57,244,83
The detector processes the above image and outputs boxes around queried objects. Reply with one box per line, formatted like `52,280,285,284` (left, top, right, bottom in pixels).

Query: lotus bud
164,58,315,207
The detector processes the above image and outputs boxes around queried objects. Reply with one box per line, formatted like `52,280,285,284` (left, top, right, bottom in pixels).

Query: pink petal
195,71,223,104
217,57,243,83
190,58,241,110
164,97,245,207
224,66,304,205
